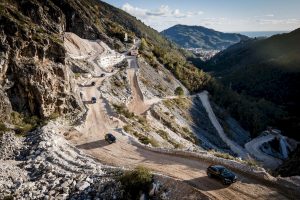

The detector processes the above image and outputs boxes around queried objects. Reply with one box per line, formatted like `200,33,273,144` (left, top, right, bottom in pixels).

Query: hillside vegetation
161,24,248,50
204,28,300,140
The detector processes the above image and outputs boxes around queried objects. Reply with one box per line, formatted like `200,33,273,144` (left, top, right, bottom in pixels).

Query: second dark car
207,165,237,185
105,133,116,144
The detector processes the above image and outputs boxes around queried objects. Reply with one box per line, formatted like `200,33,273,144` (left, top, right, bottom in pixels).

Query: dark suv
105,133,116,144
207,165,237,185
91,97,97,104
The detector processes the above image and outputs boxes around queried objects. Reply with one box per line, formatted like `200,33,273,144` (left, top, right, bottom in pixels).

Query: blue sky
102,0,300,32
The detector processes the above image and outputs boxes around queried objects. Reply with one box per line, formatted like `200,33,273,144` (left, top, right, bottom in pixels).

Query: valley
64,31,298,199
0,0,300,199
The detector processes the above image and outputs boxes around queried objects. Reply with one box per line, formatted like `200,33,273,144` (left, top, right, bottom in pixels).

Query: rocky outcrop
7,59,82,117
0,88,12,122
0,0,134,120
0,0,85,119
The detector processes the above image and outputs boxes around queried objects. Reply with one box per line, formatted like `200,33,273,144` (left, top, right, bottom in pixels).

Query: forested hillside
204,29,300,140
161,24,248,50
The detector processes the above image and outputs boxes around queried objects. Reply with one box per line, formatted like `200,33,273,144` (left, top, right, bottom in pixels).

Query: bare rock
76,181,90,191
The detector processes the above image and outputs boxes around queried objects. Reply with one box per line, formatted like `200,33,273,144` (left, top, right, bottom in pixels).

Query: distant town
186,48,220,61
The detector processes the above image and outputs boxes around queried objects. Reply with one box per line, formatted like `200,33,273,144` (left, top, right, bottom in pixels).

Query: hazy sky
102,0,300,32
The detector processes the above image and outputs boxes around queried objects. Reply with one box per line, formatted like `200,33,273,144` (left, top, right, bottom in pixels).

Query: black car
207,165,237,185
100,73,105,77
91,81,96,86
91,97,97,104
105,133,116,144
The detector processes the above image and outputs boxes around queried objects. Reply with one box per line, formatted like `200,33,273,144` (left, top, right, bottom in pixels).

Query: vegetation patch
174,86,184,96
157,129,182,148
74,73,81,79
113,104,134,119
132,131,159,147
209,150,237,161
119,166,153,200
6,111,59,136
10,112,44,136
0,123,10,133
123,124,134,133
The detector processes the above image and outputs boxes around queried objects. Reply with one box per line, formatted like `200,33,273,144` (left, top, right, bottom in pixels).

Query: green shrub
47,112,60,120
0,123,9,132
113,104,134,118
157,129,168,140
10,112,45,135
10,111,23,125
133,131,159,147
124,125,133,133
119,166,153,200
138,134,151,145
174,86,184,96
210,150,236,161
74,73,81,79
157,129,182,148
182,127,189,133
137,116,147,126
3,196,14,200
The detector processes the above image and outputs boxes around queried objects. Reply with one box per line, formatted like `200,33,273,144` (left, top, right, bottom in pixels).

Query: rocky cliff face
0,0,136,121
0,0,86,119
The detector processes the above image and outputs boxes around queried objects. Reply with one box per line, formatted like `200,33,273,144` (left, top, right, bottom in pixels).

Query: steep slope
161,24,248,50
1,0,300,198
205,28,300,140
275,145,300,177
0,0,85,122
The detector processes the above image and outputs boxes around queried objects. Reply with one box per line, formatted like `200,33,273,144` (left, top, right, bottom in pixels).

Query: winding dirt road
67,76,295,200
245,135,283,169
127,56,150,115
198,91,249,159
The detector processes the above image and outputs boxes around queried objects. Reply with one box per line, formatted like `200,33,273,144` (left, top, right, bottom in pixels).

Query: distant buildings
186,48,220,61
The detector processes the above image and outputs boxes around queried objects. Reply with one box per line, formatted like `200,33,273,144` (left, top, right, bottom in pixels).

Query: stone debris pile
0,122,122,199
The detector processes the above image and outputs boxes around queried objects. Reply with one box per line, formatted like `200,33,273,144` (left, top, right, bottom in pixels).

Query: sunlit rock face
0,0,86,119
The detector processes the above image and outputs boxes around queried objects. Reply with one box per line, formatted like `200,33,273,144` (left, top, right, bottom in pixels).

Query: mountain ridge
161,24,249,50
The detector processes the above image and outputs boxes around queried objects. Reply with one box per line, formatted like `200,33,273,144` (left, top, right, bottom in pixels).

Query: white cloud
122,3,147,18
121,3,206,31
122,3,202,19
146,5,170,16
265,14,275,17
172,9,188,18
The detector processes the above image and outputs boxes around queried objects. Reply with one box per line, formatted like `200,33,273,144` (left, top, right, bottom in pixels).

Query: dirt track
127,56,151,115
198,91,249,159
245,135,283,169
68,75,293,200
